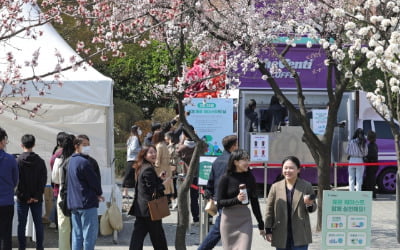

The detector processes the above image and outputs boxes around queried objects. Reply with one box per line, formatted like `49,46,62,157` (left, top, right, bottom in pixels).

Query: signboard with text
312,109,328,135
186,98,234,156
250,134,269,162
198,156,217,186
239,45,331,90
322,191,372,249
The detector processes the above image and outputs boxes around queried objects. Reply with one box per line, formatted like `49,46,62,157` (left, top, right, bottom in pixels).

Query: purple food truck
236,43,397,193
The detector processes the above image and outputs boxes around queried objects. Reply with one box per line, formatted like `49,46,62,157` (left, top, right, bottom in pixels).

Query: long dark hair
226,149,250,175
152,131,165,145
352,128,366,149
129,125,142,146
134,145,157,180
52,132,67,155
61,134,75,163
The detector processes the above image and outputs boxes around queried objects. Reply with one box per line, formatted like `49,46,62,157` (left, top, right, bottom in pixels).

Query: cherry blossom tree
187,0,371,231
334,0,400,242
8,0,400,243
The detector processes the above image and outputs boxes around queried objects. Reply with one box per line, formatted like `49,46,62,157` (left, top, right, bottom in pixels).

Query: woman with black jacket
217,149,265,249
128,145,170,250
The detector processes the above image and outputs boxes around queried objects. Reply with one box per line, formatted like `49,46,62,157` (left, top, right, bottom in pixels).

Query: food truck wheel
377,168,397,194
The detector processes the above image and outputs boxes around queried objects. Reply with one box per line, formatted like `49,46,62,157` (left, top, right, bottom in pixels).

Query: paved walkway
16,193,400,249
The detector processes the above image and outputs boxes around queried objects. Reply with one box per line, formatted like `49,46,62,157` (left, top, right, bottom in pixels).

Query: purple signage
238,45,331,90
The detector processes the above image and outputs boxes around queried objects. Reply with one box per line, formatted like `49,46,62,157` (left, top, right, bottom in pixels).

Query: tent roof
0,3,113,107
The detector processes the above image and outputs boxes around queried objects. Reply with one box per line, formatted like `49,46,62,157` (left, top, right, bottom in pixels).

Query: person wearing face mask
76,135,101,184
67,135,104,250
123,125,142,199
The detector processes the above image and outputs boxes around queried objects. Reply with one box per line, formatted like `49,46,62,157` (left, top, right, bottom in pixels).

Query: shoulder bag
148,192,170,221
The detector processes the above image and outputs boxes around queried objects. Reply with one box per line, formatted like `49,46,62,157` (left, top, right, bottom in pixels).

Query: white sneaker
49,222,57,229
171,200,178,210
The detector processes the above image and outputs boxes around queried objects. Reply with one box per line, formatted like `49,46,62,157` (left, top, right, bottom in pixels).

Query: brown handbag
147,194,171,221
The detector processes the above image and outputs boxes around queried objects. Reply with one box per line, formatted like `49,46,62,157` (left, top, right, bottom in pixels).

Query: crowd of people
0,127,104,250
0,120,379,250
123,119,320,250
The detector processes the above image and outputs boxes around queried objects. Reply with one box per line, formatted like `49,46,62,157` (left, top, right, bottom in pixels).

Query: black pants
129,217,168,250
0,205,14,250
364,165,378,197
191,177,200,222
123,161,136,188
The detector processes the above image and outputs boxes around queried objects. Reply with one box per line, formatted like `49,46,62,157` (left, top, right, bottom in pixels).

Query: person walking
346,128,368,191
53,134,75,250
198,135,238,250
67,135,104,250
0,127,18,250
16,134,47,250
122,125,142,199
265,156,317,250
217,149,265,249
153,131,174,205
364,130,378,198
128,145,169,250
165,131,180,210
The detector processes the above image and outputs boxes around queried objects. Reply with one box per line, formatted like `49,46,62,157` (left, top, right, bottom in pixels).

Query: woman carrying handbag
128,145,171,250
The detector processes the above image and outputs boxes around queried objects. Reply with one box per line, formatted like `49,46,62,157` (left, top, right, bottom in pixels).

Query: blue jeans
71,207,98,250
17,201,44,250
198,209,222,250
49,196,58,225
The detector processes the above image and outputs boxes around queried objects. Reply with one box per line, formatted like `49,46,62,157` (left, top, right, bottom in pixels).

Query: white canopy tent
0,3,120,215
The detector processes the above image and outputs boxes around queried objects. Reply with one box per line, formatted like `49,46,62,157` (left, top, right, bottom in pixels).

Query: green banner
198,156,217,186
322,190,372,249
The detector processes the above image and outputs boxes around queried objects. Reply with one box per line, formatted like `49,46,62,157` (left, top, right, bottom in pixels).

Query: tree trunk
393,133,400,243
175,141,206,250
175,178,190,250
316,150,331,232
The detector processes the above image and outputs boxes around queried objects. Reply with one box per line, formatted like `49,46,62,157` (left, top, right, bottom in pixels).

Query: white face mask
138,129,142,136
81,146,91,155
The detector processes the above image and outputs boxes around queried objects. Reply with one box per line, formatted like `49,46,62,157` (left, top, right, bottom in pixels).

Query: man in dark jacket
16,134,47,250
0,127,18,250
198,135,238,250
67,135,103,250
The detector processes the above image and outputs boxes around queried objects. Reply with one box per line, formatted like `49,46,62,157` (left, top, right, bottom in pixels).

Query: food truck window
374,121,396,139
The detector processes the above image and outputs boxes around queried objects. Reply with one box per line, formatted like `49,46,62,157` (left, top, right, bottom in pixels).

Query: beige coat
265,178,317,248
155,142,174,195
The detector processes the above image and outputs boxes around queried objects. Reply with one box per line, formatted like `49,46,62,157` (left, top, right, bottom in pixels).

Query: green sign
198,156,217,186
322,191,372,249
186,98,233,156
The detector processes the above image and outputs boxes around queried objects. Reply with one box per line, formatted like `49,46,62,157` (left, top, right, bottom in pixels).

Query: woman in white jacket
122,125,142,199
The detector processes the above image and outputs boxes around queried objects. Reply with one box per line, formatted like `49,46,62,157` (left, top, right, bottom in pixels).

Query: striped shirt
346,138,368,158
